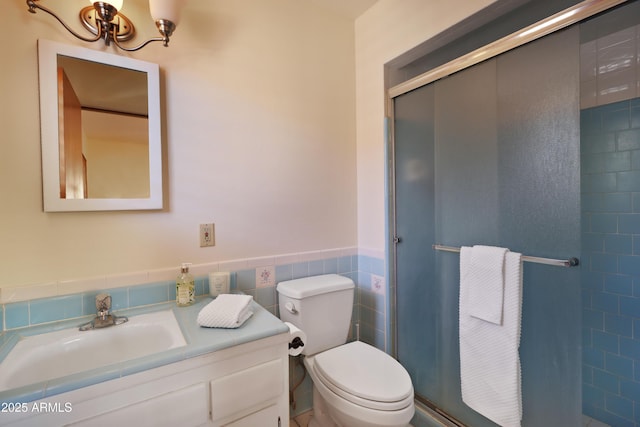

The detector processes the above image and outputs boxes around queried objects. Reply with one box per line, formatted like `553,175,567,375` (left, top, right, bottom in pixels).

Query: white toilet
277,274,414,427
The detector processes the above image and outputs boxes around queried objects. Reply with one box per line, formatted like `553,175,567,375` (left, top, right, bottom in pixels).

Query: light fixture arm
111,19,176,51
26,0,180,52
112,35,166,52
27,0,102,43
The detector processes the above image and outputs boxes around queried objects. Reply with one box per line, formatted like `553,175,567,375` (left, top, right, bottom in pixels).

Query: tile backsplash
0,248,387,344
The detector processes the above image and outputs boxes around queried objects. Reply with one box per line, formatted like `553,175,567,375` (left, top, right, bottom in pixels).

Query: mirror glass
38,40,163,211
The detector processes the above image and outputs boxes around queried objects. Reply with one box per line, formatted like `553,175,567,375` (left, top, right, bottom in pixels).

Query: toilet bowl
276,274,415,427
303,341,414,427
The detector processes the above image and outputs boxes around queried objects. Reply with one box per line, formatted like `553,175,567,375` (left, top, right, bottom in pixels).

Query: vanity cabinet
1,333,289,427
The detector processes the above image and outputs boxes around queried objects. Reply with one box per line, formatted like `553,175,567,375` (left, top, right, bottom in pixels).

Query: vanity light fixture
26,0,185,52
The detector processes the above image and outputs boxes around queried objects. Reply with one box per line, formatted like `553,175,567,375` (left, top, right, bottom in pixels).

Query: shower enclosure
390,1,640,426
391,25,582,427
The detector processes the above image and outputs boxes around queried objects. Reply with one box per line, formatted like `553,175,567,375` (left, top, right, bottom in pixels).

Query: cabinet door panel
69,382,209,427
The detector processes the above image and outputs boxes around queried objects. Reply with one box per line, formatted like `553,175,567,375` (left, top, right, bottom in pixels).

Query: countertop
0,297,289,404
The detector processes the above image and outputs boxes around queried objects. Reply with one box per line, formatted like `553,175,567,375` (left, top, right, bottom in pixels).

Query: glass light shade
90,0,124,11
149,0,185,25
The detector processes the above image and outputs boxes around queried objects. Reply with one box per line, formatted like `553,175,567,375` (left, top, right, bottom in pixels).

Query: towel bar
432,244,579,268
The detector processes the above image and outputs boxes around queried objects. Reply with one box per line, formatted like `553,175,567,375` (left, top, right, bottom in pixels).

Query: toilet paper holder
289,336,304,350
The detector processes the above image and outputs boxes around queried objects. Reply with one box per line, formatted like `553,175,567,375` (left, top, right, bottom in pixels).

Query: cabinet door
223,404,280,427
210,359,283,424
69,383,209,427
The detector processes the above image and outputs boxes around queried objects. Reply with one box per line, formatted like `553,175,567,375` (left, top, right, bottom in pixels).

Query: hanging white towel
466,245,508,325
460,246,523,427
197,294,254,329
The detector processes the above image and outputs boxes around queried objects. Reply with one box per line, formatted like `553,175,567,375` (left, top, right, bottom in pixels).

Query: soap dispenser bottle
176,263,195,307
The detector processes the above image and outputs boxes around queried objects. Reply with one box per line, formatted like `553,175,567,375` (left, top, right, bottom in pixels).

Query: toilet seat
312,341,413,411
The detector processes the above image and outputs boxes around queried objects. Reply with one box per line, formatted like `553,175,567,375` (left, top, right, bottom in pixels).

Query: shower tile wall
582,97,640,427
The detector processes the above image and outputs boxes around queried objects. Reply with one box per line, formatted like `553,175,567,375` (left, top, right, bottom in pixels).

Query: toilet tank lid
277,274,354,299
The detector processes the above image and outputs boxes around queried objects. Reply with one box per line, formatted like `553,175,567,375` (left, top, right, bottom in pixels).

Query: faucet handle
96,293,112,312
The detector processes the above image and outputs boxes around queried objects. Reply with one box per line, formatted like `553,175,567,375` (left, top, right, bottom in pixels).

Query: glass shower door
394,27,581,427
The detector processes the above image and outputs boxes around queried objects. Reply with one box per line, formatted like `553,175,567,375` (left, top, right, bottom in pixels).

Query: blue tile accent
323,257,338,274
584,346,605,368
590,213,618,233
632,103,640,128
605,193,633,212
4,302,29,329
604,234,632,254
602,107,630,132
619,296,640,317
632,150,640,170
292,262,309,279
255,287,276,308
584,383,606,408
591,291,618,313
194,277,205,297
337,256,351,273
29,295,83,325
584,308,604,330
583,272,604,291
606,353,634,378
617,129,640,151
604,275,633,296
308,260,324,276
586,173,618,193
619,214,640,233
235,269,256,291
582,194,603,212
275,264,292,283
593,330,619,353
605,393,634,422
619,256,640,276
605,313,633,337
584,364,594,384
128,283,168,307
618,171,640,192
593,368,619,394
621,380,640,401
583,99,640,427
583,132,616,154
619,337,640,359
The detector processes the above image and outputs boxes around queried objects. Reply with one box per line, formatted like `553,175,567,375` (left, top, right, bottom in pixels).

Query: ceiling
307,0,379,19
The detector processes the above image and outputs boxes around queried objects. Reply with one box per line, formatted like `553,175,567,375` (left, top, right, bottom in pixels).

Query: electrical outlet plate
256,266,275,288
199,223,215,247
371,274,385,296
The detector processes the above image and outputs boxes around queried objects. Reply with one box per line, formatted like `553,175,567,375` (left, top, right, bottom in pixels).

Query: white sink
0,309,186,392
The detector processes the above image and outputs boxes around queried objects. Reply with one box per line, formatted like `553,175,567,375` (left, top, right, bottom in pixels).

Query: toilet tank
277,274,354,356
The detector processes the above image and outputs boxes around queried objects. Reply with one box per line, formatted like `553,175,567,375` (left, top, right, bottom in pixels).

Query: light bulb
149,0,185,25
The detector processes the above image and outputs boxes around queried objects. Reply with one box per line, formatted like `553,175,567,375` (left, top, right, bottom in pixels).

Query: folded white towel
197,294,254,329
460,247,523,427
465,245,508,325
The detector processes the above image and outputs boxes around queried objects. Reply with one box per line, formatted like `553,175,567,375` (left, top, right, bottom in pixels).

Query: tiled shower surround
0,250,387,417
581,98,640,427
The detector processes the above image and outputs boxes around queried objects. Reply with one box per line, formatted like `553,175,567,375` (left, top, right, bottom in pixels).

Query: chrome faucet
79,293,128,331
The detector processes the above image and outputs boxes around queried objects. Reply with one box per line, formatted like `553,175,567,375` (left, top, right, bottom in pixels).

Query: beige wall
0,0,357,288
0,0,498,290
354,0,497,253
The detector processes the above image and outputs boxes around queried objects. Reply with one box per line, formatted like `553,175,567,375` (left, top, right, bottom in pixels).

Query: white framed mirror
38,39,163,212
